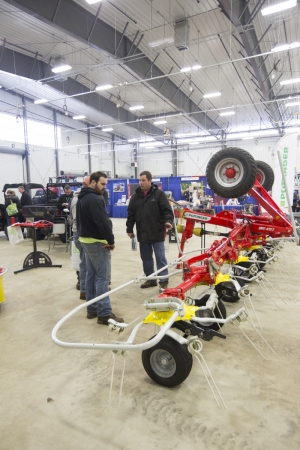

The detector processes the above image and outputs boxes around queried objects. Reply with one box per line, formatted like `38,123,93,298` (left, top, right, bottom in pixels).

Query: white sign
273,133,297,211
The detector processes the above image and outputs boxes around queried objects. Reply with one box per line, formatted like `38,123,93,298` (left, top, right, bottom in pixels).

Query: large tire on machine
194,294,226,331
206,148,257,198
142,335,193,388
255,160,274,192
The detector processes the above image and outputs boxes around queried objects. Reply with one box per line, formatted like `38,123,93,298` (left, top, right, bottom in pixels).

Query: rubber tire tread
206,147,257,198
194,296,226,331
256,160,274,191
142,335,193,388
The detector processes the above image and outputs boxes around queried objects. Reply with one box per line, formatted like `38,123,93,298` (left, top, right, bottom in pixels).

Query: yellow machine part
244,245,262,251
215,273,231,285
143,304,199,326
176,224,185,233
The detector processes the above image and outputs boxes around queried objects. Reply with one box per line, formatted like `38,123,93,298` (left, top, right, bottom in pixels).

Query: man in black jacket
58,185,73,211
18,185,32,207
77,171,123,325
126,171,173,290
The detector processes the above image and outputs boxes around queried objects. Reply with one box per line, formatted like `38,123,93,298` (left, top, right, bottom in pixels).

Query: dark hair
64,184,71,190
139,170,152,181
18,185,25,190
90,171,107,183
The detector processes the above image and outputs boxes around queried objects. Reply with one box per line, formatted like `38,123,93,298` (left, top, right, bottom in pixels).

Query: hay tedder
52,148,296,394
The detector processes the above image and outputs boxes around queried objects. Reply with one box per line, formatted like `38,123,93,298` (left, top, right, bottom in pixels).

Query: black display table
13,221,62,274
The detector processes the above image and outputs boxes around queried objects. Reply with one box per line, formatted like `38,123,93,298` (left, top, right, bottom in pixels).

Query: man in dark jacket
18,185,32,224
58,184,73,211
126,171,173,290
77,171,123,325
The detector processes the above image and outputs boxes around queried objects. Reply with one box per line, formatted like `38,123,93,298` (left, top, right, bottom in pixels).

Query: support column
171,143,178,176
111,134,116,177
22,97,31,182
53,110,59,176
86,124,92,173
134,143,138,178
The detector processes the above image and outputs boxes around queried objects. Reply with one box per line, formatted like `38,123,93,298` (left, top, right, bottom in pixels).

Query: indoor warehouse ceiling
0,0,299,145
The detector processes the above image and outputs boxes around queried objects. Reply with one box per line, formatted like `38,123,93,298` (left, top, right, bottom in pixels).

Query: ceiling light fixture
286,101,300,107
192,64,202,70
85,0,103,4
73,115,86,120
52,64,72,74
95,84,113,91
220,111,235,116
271,42,300,52
261,0,296,16
34,98,49,105
180,66,192,73
280,77,300,85
129,105,144,111
153,120,167,125
203,92,221,98
148,37,174,48
128,138,138,142
102,127,114,132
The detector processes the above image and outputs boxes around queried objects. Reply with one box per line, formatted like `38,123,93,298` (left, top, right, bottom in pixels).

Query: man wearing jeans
77,171,123,325
126,171,173,290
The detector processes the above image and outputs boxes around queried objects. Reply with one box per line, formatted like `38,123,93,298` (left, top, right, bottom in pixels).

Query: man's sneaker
76,282,80,291
159,282,168,290
97,313,124,325
80,292,86,300
87,312,97,319
140,280,157,289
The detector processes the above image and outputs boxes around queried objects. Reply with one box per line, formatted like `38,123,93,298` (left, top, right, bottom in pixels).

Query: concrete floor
0,218,300,450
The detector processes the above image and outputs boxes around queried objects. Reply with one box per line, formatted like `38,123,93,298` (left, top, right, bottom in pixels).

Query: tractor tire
194,294,226,331
142,335,193,388
256,161,274,191
206,148,257,198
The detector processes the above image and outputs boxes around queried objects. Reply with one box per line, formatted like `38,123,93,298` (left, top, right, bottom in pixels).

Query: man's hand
127,233,134,238
165,222,173,230
102,244,115,250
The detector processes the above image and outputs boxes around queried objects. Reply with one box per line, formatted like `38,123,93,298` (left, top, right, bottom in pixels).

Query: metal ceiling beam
0,45,162,137
2,0,221,134
218,0,282,129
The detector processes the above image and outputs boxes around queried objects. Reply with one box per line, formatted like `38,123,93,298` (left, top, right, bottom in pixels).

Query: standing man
58,184,73,211
126,171,173,290
77,171,123,325
18,185,32,208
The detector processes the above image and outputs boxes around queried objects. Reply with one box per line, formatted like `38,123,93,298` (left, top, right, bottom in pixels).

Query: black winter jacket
5,195,20,216
58,192,74,211
77,187,114,244
126,184,173,242
20,191,32,207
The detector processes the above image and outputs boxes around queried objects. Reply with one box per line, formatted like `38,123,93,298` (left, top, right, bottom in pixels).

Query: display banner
272,133,297,211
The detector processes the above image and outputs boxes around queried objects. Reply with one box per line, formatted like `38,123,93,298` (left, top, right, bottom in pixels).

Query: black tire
214,279,245,303
232,261,258,279
206,148,257,198
248,249,268,270
194,295,226,331
256,161,274,191
142,335,193,388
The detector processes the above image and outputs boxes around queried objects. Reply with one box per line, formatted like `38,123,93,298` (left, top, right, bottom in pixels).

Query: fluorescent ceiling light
128,138,138,142
102,127,113,132
228,129,279,139
203,92,221,99
286,101,300,107
34,98,49,105
261,0,296,16
220,111,235,116
73,115,86,120
148,37,174,48
181,66,192,73
280,77,300,86
271,42,300,52
51,64,72,74
192,64,202,70
175,132,199,138
129,105,144,111
140,142,160,148
153,120,167,125
85,0,102,4
95,84,113,91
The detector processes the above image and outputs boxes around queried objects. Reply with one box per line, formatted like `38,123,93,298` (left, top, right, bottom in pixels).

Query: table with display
112,204,128,218
12,221,62,274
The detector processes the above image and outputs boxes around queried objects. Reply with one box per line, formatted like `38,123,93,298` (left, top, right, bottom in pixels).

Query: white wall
0,153,24,203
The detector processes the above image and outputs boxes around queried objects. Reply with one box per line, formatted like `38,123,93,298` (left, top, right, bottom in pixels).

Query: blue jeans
139,241,168,283
81,242,112,317
73,233,86,293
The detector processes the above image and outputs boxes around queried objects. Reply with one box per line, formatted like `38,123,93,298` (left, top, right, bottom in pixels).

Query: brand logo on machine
258,227,275,231
184,212,211,221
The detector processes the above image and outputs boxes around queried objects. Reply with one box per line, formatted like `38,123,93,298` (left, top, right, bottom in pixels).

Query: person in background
226,198,239,206
70,175,90,300
58,184,73,211
18,185,32,226
77,171,123,325
5,190,20,226
292,191,298,213
126,170,173,290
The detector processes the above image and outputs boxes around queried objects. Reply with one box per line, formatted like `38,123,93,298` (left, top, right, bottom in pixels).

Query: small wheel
256,161,274,191
247,249,268,270
214,280,244,303
142,335,193,388
194,294,226,331
206,148,257,198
